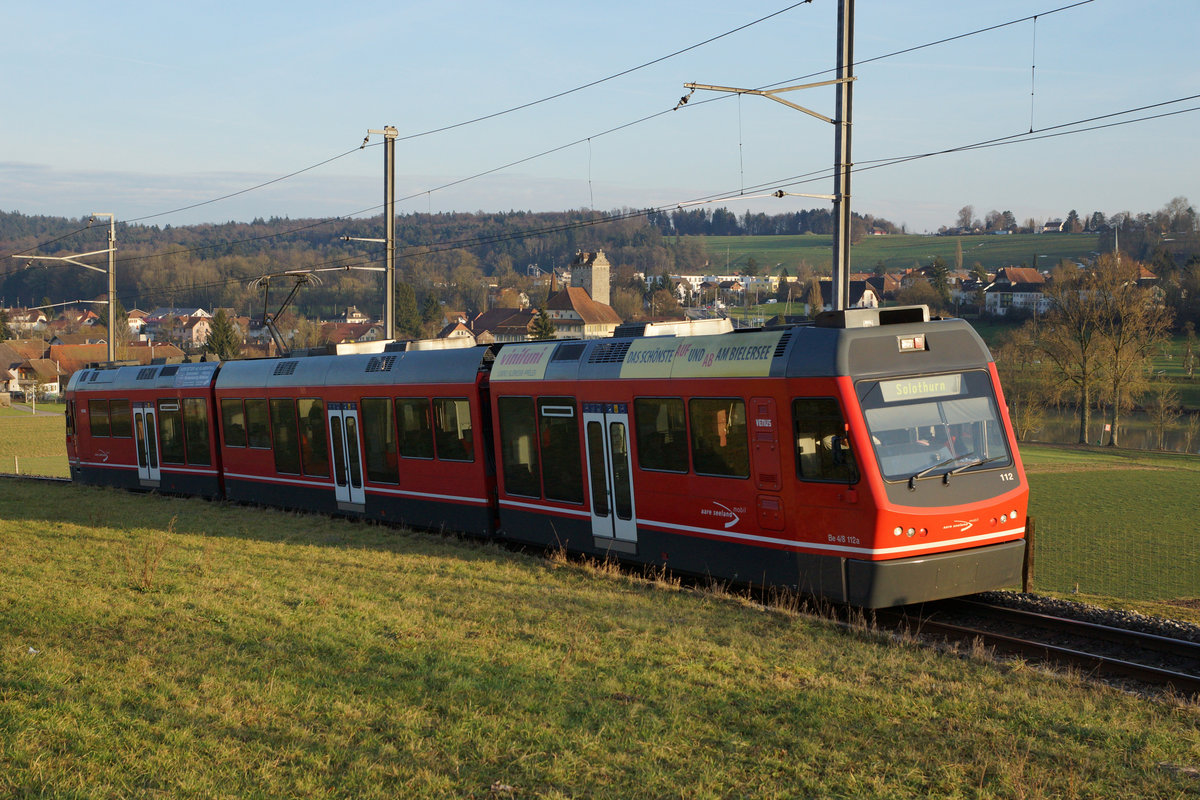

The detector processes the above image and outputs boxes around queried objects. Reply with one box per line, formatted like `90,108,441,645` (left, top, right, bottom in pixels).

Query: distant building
544,287,622,339
570,250,611,307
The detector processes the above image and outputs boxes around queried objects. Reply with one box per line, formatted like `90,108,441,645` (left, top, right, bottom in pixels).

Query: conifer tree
531,308,556,340
204,308,241,361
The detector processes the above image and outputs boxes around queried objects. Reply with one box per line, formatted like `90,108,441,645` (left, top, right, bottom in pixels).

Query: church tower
569,249,610,307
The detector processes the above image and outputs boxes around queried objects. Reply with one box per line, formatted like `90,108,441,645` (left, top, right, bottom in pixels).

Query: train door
133,402,161,486
583,402,637,551
327,402,366,510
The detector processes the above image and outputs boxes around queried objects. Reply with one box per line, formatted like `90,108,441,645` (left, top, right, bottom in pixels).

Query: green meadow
1021,444,1200,612
2,479,1198,798
686,232,1102,274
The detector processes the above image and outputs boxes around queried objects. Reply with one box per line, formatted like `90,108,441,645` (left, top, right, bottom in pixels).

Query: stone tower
569,250,610,307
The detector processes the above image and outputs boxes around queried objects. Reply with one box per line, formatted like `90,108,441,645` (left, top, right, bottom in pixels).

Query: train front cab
811,309,1028,607
65,362,223,498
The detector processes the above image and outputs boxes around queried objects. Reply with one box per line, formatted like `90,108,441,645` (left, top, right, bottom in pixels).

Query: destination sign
879,374,963,403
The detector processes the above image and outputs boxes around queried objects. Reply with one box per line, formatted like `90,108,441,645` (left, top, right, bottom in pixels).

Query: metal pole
371,126,399,340
831,0,854,312
106,215,116,362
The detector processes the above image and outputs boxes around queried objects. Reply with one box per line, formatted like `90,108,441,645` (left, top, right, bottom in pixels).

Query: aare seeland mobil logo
701,501,742,529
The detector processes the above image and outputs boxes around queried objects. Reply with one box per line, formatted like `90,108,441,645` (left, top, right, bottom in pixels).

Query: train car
213,346,497,534
486,306,1027,607
65,362,223,498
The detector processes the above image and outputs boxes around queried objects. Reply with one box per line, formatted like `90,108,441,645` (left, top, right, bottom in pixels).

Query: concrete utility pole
682,0,856,311
370,126,399,340
831,0,855,312
12,212,118,362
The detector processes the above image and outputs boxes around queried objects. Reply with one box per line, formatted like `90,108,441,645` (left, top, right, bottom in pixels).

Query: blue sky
2,0,1196,234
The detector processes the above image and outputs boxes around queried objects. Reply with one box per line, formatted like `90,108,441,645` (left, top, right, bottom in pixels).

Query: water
1027,407,1200,453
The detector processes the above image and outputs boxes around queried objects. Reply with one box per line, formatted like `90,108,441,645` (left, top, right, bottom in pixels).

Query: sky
2,0,1197,235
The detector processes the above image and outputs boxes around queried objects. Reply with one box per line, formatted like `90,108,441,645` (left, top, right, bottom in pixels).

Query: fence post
1021,516,1036,594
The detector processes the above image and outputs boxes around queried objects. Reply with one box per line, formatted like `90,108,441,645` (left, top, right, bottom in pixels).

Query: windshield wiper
908,457,960,490
947,455,1007,476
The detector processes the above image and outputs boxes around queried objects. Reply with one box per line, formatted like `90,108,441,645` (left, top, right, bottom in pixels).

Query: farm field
685,232,1102,274
1,479,1198,798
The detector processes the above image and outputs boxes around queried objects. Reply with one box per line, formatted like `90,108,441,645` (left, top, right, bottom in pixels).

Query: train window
183,398,211,466
246,399,271,449
688,398,749,479
269,398,302,475
497,396,540,497
156,400,186,464
221,399,246,447
297,399,329,478
109,400,132,438
538,398,583,504
65,400,76,437
396,398,434,459
361,397,399,484
88,399,111,437
633,397,688,473
433,398,474,463
857,370,1012,482
792,398,858,483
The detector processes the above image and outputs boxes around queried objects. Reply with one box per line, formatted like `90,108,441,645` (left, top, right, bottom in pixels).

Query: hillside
688,232,1104,275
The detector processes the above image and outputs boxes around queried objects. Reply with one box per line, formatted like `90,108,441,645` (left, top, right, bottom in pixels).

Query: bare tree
1092,254,1173,446
1143,378,1180,450
956,205,975,230
993,322,1054,441
1035,254,1173,446
1034,270,1105,443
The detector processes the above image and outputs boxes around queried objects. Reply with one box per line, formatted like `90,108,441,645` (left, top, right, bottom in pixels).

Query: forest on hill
0,206,897,321
1,199,1195,325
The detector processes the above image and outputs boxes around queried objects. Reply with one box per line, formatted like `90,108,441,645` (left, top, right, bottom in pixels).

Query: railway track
876,597,1200,698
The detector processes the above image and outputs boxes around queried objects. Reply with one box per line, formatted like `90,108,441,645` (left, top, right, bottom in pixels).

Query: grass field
686,232,1102,274
0,407,67,478
1021,444,1200,611
2,480,1198,798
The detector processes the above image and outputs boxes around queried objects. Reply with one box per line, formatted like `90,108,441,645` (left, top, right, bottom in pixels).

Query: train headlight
893,526,903,537
1011,509,1019,520
906,528,916,538
1000,514,1008,524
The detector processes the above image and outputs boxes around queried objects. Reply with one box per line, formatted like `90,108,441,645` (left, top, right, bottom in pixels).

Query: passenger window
538,398,583,504
792,398,857,483
183,397,211,466
156,400,185,464
433,398,474,462
221,399,246,447
634,397,688,472
89,399,111,437
688,398,749,478
269,398,301,475
109,400,132,438
396,398,434,459
297,399,329,478
497,396,539,497
361,397,399,483
246,399,271,448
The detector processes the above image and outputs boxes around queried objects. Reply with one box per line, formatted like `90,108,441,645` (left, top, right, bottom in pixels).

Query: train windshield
856,370,1012,482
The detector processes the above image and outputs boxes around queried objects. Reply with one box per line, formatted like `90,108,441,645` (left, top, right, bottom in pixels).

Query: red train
64,306,1028,607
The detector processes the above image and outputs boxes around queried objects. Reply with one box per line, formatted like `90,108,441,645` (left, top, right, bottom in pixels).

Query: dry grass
1,480,1198,798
